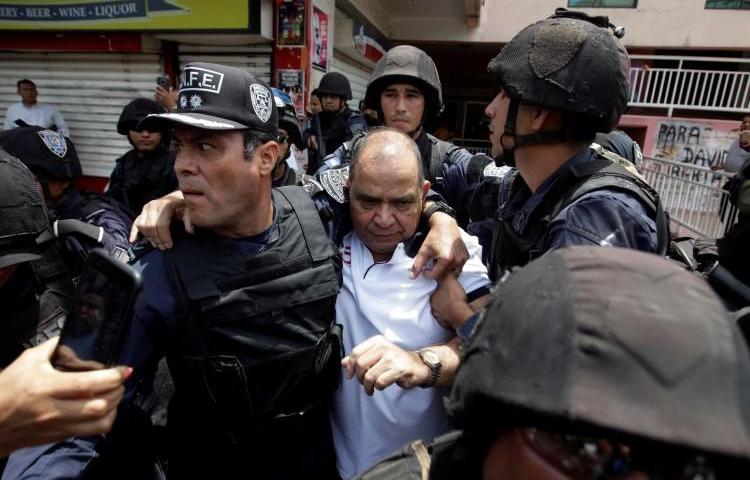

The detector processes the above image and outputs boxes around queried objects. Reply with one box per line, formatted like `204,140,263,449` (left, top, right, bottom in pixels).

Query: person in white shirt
331,128,491,478
4,79,69,137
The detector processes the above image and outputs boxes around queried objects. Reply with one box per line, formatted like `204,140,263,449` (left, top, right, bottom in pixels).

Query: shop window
705,0,750,9
568,0,638,7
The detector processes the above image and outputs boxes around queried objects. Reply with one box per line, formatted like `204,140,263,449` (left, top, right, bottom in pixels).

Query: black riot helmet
435,247,750,478
315,72,352,100
0,148,49,269
488,8,630,166
0,125,82,180
117,98,167,135
364,45,443,128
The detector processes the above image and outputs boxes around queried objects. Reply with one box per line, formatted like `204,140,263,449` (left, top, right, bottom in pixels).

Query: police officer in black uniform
467,9,668,281
310,45,492,225
3,63,343,480
358,247,750,479
107,98,178,216
304,71,367,173
0,125,133,267
432,247,750,479
0,148,64,368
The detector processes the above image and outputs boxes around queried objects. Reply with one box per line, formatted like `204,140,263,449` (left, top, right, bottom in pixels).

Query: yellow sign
0,0,251,30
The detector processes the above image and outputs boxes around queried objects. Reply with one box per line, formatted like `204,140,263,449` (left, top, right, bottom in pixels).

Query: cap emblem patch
36,130,67,158
189,94,204,109
250,84,272,123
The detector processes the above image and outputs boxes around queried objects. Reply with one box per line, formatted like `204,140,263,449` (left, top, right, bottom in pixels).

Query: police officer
359,247,750,479
0,148,64,367
312,45,492,224
468,9,668,281
3,63,344,480
304,71,367,173
271,88,305,187
107,98,178,216
0,125,133,267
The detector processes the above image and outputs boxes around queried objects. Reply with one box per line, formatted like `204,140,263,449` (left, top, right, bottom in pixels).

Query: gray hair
349,127,424,185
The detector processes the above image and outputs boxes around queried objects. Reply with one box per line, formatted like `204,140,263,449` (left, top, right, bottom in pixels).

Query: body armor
163,186,342,478
490,153,668,279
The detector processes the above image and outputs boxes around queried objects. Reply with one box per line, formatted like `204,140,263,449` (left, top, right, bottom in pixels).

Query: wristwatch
417,348,442,388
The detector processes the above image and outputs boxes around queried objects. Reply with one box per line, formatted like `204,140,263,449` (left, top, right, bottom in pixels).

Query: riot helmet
487,8,629,166
315,72,353,100
595,130,644,173
272,88,304,150
0,124,82,180
117,98,167,135
436,246,750,478
0,148,49,269
364,45,443,128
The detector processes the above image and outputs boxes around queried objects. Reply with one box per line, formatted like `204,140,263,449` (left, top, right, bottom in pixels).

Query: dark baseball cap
446,246,750,461
0,148,48,269
138,62,278,134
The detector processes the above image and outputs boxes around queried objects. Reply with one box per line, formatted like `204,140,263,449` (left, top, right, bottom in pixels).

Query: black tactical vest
163,186,342,478
490,156,669,279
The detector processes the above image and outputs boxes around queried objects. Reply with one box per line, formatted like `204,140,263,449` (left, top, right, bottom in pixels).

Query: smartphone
52,248,143,371
156,75,170,89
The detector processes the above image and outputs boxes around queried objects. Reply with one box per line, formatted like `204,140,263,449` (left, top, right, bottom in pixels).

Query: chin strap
498,97,588,167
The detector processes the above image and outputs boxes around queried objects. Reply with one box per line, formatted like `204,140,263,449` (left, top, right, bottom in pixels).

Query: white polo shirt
331,230,490,479
4,102,70,137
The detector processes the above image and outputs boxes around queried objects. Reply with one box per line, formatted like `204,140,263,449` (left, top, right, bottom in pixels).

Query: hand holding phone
156,75,170,89
52,249,143,371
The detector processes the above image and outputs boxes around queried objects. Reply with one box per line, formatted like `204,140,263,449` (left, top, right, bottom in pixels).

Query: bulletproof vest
164,187,342,446
489,155,669,279
110,149,176,216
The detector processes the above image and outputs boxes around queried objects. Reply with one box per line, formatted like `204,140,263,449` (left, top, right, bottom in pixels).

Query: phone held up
156,75,171,89
52,248,143,372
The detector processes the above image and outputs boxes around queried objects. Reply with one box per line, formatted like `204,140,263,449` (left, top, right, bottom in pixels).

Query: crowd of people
1,7,750,480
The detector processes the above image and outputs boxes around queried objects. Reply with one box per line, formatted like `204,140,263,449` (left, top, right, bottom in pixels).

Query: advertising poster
277,0,305,46
278,69,305,117
312,6,328,71
0,0,251,30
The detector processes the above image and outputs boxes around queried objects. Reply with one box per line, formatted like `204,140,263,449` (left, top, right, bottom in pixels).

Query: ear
530,107,553,132
421,180,431,201
255,141,279,177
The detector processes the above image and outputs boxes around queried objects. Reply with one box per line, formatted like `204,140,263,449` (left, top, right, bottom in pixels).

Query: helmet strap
499,98,583,166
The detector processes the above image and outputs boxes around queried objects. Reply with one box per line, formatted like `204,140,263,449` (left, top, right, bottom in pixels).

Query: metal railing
643,156,739,238
628,55,750,116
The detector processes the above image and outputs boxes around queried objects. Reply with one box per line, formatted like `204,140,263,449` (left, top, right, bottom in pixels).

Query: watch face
421,349,440,366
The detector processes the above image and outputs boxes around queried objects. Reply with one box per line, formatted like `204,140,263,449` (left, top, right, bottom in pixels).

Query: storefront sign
0,0,253,31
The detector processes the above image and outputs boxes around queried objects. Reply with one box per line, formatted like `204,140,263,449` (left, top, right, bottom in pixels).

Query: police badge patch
37,130,68,158
318,165,350,204
250,84,272,123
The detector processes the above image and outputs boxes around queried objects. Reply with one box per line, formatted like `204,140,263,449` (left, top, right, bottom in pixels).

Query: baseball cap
446,246,750,460
0,125,82,180
138,62,278,134
0,148,49,269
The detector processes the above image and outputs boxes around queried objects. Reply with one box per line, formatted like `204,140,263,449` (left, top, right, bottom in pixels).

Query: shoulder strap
275,187,335,263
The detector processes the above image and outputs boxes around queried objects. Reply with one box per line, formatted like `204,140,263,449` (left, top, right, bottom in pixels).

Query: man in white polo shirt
4,79,69,137
331,128,490,479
